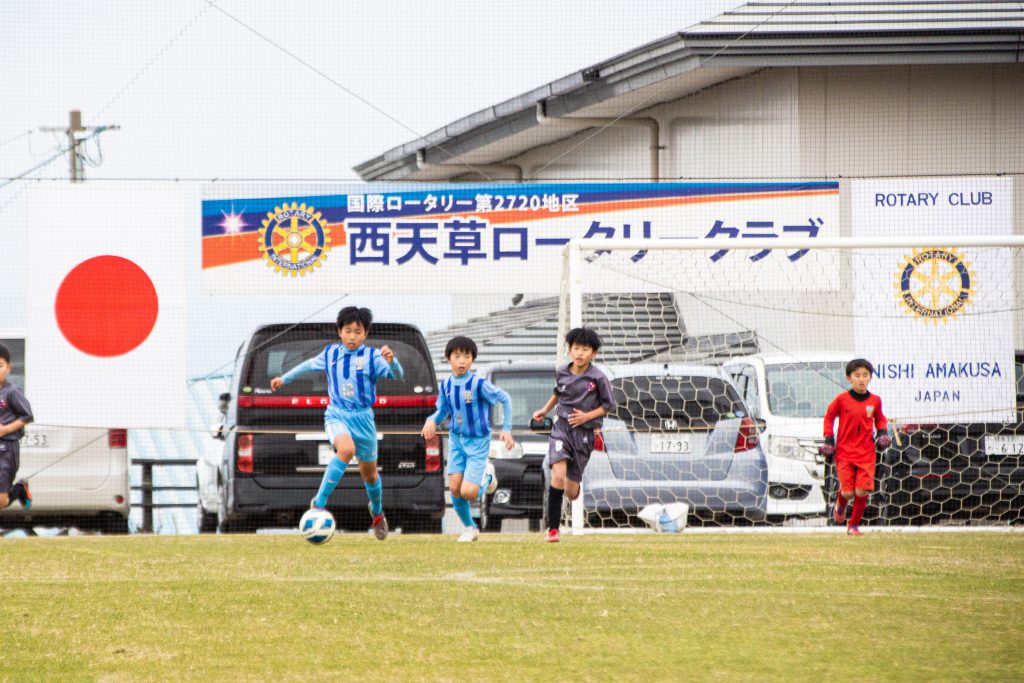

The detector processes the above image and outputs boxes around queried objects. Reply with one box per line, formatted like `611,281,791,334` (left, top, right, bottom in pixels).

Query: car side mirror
530,417,553,432
218,392,231,416
754,418,766,431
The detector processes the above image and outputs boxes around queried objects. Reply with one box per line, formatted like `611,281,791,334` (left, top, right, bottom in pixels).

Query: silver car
580,363,768,526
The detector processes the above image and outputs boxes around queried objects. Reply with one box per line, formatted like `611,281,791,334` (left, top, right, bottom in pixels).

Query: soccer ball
299,508,336,544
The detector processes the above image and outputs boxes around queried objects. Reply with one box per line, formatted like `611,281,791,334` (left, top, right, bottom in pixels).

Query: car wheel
216,486,245,534
101,513,130,535
541,484,551,530
197,503,218,534
478,493,492,532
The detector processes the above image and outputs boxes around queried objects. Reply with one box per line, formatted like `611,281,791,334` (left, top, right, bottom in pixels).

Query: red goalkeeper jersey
823,390,888,465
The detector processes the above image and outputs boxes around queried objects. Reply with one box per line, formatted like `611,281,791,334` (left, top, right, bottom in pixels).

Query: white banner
27,185,187,429
852,177,1015,422
201,182,839,294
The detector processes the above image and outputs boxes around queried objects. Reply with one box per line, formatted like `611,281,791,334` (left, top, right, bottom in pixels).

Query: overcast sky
0,0,741,374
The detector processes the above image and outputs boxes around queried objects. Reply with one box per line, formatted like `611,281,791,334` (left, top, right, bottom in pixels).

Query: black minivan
215,322,445,533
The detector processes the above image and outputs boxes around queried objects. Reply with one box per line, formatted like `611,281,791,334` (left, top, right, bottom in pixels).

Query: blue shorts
325,408,378,462
447,433,490,486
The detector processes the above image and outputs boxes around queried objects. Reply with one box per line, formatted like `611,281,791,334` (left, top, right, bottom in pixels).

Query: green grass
1,532,1022,682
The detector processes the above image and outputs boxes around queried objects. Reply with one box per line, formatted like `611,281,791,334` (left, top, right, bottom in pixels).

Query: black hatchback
215,322,445,533
476,361,558,531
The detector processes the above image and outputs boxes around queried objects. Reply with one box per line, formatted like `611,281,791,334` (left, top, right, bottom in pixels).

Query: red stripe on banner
238,394,437,409
203,223,346,269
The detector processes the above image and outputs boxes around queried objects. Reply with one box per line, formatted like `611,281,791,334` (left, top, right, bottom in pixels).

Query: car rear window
243,327,435,396
611,375,746,429
489,370,554,429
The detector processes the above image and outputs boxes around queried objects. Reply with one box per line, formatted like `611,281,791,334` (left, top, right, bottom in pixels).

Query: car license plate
317,443,335,465
20,432,47,448
650,435,692,454
985,435,1024,456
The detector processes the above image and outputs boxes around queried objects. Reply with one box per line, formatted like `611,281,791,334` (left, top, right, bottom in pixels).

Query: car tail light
425,435,441,472
901,423,938,435
735,416,759,452
593,431,606,452
108,429,127,449
237,433,254,473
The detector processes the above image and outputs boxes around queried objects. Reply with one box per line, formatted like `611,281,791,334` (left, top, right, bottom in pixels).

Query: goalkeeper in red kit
820,359,890,536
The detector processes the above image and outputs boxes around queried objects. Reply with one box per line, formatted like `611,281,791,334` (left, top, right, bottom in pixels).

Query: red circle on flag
54,255,159,357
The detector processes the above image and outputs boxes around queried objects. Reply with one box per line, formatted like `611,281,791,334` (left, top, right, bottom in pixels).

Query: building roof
354,0,1024,181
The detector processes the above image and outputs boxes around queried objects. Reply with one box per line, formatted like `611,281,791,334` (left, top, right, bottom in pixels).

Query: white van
0,333,130,533
723,353,852,482
722,354,849,520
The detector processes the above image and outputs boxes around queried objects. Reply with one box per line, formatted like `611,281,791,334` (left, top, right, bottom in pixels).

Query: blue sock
313,457,346,508
365,477,383,516
452,496,475,529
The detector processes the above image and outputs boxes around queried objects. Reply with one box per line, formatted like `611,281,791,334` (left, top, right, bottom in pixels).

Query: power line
91,3,211,123
0,130,33,149
202,0,495,181
39,111,119,183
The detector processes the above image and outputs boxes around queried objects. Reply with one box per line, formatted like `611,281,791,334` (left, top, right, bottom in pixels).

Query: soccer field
2,532,1022,682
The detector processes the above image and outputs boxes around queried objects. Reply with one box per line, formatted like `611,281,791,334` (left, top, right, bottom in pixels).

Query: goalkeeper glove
876,433,892,450
818,437,835,460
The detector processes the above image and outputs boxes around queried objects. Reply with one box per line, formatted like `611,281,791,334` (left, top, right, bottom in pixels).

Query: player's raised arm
272,354,327,391
377,345,404,380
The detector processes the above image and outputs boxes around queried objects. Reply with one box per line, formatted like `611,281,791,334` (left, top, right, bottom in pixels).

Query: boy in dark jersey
0,344,33,511
820,358,890,536
532,328,615,543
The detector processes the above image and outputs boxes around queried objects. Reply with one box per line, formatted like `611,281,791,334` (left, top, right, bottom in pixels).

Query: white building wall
513,64,1024,352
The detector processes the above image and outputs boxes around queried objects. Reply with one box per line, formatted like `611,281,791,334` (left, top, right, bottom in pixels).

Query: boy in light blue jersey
421,336,514,543
271,306,402,540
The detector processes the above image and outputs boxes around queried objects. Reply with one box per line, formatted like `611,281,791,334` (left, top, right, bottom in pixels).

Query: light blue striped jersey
429,372,512,438
280,344,404,413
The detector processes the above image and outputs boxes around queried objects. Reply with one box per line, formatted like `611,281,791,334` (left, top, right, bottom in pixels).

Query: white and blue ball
299,508,336,544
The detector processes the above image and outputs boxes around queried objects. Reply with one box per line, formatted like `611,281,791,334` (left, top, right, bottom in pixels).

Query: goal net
556,234,1024,532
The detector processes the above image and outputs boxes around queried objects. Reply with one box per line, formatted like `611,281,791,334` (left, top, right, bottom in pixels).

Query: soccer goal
556,234,1024,533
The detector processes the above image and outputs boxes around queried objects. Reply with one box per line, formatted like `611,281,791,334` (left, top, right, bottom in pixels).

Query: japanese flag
27,184,187,428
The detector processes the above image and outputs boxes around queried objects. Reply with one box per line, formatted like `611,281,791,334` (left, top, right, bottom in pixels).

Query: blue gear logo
894,247,973,324
258,202,331,277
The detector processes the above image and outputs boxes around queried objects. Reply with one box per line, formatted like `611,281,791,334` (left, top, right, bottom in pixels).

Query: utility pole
40,110,120,183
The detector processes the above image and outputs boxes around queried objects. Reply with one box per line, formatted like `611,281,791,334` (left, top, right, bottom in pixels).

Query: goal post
558,235,1024,533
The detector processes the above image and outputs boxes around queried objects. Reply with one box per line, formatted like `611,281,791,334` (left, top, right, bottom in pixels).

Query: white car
0,334,130,533
723,353,848,519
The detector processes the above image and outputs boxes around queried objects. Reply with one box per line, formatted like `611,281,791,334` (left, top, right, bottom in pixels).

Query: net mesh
559,239,1024,530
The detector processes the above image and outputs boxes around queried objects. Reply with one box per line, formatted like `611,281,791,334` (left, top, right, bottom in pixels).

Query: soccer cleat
833,501,847,525
369,503,389,541
545,528,560,543
310,499,324,510
457,526,480,543
847,525,863,537
17,479,31,510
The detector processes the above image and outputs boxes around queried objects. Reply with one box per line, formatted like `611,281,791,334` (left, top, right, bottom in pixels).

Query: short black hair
565,327,602,351
337,306,372,331
444,336,477,360
846,358,874,377
0,344,8,364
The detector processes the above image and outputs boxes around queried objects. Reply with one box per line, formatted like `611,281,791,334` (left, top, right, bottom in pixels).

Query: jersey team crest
894,247,973,324
258,202,331,277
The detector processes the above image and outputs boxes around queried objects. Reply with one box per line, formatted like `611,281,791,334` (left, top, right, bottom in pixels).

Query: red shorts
836,459,875,493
